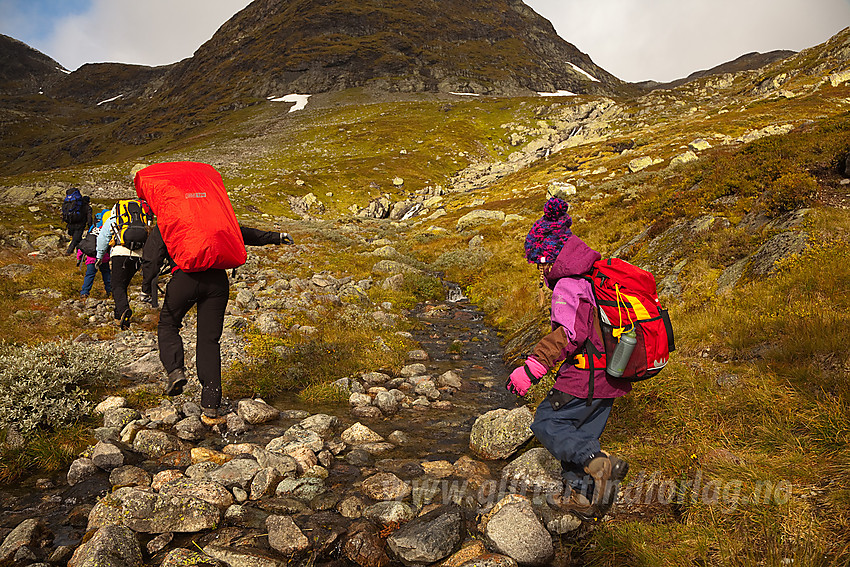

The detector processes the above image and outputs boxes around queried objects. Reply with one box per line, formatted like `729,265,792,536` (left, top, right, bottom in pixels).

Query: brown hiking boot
549,489,593,518
584,452,629,518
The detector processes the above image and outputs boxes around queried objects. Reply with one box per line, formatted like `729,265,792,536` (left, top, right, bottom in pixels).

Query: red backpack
576,258,675,382
134,162,246,272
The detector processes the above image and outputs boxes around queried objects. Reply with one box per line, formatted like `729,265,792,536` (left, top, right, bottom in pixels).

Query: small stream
0,292,519,560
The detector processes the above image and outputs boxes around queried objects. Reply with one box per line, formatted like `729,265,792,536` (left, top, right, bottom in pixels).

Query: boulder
456,210,506,232
160,548,226,567
341,422,384,444
266,515,310,556
68,525,142,567
342,520,391,567
500,448,564,494
360,472,411,501
479,495,553,566
159,478,235,510
237,399,280,424
364,501,416,524
132,429,186,459
469,407,534,460
0,519,51,565
387,505,464,566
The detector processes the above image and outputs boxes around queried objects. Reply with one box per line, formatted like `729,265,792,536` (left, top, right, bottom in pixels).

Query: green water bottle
607,327,637,378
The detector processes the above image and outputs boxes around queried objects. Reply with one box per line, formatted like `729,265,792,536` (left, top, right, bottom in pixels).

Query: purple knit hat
524,197,572,264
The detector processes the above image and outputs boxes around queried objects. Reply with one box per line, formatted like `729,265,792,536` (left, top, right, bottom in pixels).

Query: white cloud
526,0,850,82
43,0,252,70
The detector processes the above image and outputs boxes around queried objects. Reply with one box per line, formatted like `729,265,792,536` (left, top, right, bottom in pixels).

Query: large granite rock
469,407,534,460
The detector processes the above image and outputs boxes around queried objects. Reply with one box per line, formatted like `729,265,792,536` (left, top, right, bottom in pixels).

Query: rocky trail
0,259,592,567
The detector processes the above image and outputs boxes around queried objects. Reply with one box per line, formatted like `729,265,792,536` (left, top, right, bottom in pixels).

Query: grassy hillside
1,65,849,564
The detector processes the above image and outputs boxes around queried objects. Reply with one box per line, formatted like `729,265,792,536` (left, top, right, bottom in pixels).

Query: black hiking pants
111,255,142,320
66,225,85,255
158,269,229,410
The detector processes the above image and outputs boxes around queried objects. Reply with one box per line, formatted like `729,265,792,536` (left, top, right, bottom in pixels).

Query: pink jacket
76,248,109,265
529,235,632,399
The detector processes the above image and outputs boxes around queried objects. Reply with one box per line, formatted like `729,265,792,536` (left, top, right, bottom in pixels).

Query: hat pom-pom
543,197,569,220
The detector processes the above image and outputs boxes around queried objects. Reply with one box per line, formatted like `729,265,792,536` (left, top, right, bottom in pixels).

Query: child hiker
506,197,629,519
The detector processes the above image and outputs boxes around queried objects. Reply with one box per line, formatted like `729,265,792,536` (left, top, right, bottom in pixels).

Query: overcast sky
1,0,848,83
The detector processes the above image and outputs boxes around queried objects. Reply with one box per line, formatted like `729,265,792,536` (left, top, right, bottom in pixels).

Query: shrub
0,341,116,438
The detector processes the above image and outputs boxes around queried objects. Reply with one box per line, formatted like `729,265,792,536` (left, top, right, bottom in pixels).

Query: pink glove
506,357,547,397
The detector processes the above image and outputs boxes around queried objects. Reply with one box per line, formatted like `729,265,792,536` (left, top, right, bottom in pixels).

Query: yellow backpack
111,199,152,250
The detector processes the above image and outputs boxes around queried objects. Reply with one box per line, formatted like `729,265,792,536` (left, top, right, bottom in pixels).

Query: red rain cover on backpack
581,258,675,381
134,162,246,272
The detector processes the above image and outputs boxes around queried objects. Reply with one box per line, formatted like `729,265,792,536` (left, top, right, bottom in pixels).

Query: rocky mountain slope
0,0,630,175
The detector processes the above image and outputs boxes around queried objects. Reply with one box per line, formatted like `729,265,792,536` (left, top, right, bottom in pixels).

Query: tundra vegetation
1,38,849,565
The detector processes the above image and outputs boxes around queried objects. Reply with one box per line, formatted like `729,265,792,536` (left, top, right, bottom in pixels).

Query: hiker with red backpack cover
506,197,673,520
135,161,295,425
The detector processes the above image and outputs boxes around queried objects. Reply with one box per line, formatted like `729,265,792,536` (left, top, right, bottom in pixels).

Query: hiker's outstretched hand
506,366,531,397
506,357,548,397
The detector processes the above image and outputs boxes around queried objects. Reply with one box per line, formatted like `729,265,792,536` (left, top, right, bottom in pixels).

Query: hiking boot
138,292,152,304
549,489,593,519
201,407,226,426
584,452,629,518
119,309,131,330
164,369,187,397
80,294,88,301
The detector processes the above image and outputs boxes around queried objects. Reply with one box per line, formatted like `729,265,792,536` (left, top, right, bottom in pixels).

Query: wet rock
266,515,310,556
67,457,99,486
338,495,367,519
387,505,464,566
441,540,488,567
375,391,400,415
388,430,411,445
436,370,463,389
364,501,416,524
223,504,271,529
208,457,261,490
469,407,534,460
298,413,340,438
275,477,326,502
500,448,564,494
175,416,206,441
479,495,553,566
299,511,347,555
276,425,325,453
68,525,142,567
342,520,391,567
133,429,186,459
341,422,385,444
250,467,283,500
0,519,51,565
161,548,226,567
225,412,251,434
361,472,411,501
251,448,298,478
202,544,284,567
399,363,426,377
415,380,440,400
351,406,383,419
109,465,152,488
421,460,455,478
191,447,232,465
159,478,235,510
237,399,280,424
346,448,374,467
92,441,125,471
